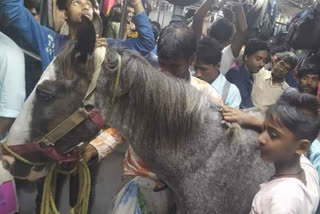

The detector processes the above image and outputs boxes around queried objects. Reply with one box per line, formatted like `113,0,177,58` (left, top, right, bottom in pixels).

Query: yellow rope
2,143,46,166
40,161,91,214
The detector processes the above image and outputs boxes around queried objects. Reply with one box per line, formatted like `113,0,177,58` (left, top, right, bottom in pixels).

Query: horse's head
2,16,102,180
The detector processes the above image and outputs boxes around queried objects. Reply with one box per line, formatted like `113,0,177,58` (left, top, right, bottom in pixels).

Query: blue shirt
310,139,320,183
225,65,254,109
211,73,242,109
0,32,25,119
310,139,320,214
1,0,154,71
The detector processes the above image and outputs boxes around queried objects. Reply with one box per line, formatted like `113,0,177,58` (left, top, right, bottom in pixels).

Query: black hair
270,45,290,56
208,18,234,43
56,0,97,10
109,4,121,23
151,21,161,42
298,54,320,79
196,37,222,65
266,91,320,142
275,52,298,70
243,38,269,60
24,0,39,11
158,23,196,61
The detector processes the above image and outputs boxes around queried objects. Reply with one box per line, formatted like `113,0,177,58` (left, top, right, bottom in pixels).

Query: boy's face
298,73,319,95
244,50,268,74
271,59,292,80
66,0,94,23
194,59,220,84
258,118,302,163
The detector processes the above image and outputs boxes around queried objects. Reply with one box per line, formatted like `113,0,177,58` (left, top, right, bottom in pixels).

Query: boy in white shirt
250,92,320,214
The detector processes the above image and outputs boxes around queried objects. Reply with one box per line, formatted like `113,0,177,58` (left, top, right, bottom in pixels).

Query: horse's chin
24,167,48,181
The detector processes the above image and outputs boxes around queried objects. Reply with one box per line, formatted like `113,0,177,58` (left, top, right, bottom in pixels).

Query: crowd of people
1,0,320,213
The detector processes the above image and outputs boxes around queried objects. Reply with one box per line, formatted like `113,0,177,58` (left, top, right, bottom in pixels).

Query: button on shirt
252,68,289,111
211,73,242,109
225,65,254,109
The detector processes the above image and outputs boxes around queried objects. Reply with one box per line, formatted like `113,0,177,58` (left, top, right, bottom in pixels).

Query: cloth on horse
111,176,175,214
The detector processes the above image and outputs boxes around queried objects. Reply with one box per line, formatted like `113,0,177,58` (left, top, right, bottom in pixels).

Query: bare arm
230,5,247,58
0,117,15,138
221,106,263,132
192,0,215,41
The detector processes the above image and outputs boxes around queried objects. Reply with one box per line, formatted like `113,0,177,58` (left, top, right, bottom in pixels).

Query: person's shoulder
191,76,223,104
0,33,24,59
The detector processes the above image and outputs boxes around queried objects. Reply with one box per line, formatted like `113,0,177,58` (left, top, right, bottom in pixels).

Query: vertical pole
161,1,166,27
157,0,162,23
119,0,129,39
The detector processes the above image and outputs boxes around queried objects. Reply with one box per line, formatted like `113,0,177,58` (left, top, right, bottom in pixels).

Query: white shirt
250,155,320,214
252,68,289,111
0,33,25,140
220,45,235,75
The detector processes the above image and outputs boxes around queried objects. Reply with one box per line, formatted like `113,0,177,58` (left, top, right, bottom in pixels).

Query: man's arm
230,5,247,58
1,0,56,61
83,128,125,162
192,0,215,41
107,0,155,56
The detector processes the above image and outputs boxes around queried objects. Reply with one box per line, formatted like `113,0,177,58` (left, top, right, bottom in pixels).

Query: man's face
244,50,268,74
298,73,319,95
258,118,300,163
127,7,134,23
194,59,220,84
159,57,192,80
66,0,94,23
271,60,292,80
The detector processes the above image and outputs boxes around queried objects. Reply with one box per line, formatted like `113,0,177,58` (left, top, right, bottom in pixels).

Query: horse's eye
36,88,55,102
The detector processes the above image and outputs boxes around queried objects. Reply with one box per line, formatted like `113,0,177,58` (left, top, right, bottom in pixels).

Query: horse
2,17,273,214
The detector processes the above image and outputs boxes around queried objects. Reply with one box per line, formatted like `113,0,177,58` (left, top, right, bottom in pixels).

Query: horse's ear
74,15,96,63
92,12,103,37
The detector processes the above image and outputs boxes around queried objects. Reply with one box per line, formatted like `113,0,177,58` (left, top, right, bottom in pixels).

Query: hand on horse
220,106,248,126
95,35,107,49
82,144,99,163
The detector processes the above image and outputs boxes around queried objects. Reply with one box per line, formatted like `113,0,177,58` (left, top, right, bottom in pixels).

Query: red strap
88,108,105,129
5,108,104,164
5,142,79,163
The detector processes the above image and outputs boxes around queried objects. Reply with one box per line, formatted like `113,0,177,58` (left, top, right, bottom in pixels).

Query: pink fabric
0,181,18,214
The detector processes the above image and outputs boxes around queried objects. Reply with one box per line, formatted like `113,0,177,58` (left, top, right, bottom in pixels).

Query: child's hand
220,106,248,126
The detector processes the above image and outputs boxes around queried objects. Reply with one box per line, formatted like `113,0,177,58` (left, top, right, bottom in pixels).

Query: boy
225,39,269,109
195,36,241,108
1,0,154,70
250,92,320,213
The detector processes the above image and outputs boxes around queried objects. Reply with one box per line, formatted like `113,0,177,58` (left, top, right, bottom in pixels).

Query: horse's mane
104,48,214,148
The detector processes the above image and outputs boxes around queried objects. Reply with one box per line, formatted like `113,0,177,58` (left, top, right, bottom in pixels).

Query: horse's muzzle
2,155,48,181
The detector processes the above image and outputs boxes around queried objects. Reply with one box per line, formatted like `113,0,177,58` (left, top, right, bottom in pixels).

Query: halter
2,49,122,166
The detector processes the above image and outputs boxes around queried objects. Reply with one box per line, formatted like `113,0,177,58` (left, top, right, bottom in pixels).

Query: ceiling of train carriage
276,0,317,16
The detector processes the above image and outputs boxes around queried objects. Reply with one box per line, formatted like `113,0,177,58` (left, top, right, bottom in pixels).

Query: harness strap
39,108,91,146
222,80,231,103
83,47,106,107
